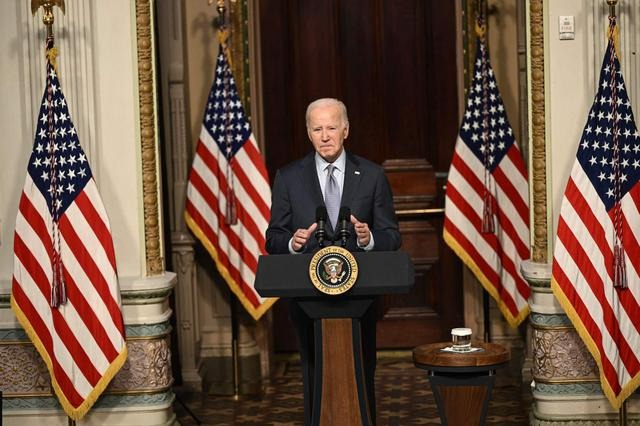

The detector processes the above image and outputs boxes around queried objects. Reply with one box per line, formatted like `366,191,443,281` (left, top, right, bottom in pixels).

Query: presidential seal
308,246,358,295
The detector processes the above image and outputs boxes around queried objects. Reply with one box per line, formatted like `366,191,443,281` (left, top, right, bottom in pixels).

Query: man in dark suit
266,98,401,424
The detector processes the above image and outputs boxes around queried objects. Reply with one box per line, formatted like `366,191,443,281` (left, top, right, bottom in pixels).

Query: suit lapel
341,153,362,210
299,152,324,207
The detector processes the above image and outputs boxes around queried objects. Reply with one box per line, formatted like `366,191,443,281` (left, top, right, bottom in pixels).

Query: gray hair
305,98,349,128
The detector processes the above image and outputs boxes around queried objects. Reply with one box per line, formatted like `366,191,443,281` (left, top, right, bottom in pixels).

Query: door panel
259,0,463,350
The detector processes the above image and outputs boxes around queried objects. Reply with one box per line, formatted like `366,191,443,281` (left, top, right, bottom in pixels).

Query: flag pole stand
482,289,491,342
230,293,240,400
619,399,627,425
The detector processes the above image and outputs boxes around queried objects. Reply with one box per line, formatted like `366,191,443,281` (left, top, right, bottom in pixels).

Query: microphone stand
315,206,327,248
337,207,351,248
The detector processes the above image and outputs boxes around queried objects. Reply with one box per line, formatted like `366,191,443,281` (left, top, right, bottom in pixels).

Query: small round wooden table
413,341,510,426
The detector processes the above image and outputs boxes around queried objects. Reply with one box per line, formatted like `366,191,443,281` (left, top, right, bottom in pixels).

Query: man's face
307,104,349,163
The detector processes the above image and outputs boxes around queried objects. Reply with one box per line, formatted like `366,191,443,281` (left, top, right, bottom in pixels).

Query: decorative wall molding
528,0,548,263
529,313,573,328
135,0,163,275
2,390,174,410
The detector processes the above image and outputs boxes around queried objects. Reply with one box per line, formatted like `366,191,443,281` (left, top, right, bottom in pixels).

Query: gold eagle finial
31,0,66,29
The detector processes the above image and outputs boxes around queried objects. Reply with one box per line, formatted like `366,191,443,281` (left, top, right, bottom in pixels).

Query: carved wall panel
531,327,598,382
1,333,173,396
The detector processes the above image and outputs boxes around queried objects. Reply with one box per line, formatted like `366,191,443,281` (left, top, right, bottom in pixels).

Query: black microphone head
316,206,328,221
338,206,350,221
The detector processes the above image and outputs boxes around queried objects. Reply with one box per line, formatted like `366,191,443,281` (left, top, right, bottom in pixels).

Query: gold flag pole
606,3,628,423
208,0,242,401
30,2,74,425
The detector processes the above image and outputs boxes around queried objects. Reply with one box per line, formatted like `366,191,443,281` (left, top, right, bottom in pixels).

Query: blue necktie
325,164,340,229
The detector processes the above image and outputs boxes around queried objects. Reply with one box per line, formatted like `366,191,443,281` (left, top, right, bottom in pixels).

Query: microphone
337,206,351,248
315,206,327,247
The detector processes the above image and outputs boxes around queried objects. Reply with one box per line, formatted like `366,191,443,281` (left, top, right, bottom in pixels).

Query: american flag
551,31,640,409
11,40,127,420
184,45,274,320
443,39,531,327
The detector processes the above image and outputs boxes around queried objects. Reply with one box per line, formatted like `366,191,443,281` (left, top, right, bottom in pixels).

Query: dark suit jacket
266,151,401,254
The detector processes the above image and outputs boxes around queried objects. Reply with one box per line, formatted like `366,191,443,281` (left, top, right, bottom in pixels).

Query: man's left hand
350,215,371,247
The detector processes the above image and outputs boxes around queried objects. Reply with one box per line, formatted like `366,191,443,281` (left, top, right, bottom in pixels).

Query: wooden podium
255,251,414,426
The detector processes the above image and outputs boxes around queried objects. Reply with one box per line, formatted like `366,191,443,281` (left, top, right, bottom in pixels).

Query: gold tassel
217,28,233,69
608,22,621,62
46,46,59,73
475,22,486,41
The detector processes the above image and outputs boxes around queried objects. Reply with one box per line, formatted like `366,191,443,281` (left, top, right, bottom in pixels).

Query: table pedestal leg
428,372,496,426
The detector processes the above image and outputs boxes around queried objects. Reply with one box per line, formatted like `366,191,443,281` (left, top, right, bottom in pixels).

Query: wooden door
259,0,463,349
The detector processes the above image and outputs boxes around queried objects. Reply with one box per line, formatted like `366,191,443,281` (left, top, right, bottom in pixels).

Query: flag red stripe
231,155,271,221
186,177,261,286
12,282,86,407
196,142,267,248
444,216,518,311
59,215,125,334
454,149,530,304
445,180,499,257
620,185,640,279
19,194,53,263
186,199,260,304
446,180,521,316
492,192,530,259
552,261,622,394
565,178,640,326
497,248,530,308
62,264,120,361
50,297,103,387
14,233,54,306
444,189,500,284
453,148,529,257
451,152,486,200
74,190,117,271
242,137,270,185
493,164,529,226
13,234,102,390
565,178,614,276
506,145,528,180
557,216,640,375
185,173,261,302
188,167,261,268
186,199,261,306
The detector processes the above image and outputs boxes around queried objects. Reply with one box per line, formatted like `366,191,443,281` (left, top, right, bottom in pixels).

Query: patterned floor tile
174,356,530,425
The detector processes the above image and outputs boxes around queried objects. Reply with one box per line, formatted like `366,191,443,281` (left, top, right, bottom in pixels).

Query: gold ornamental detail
135,0,163,275
530,0,548,263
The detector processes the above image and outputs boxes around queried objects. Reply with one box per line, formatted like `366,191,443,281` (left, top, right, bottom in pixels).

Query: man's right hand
291,222,318,252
